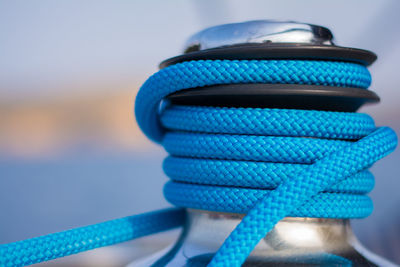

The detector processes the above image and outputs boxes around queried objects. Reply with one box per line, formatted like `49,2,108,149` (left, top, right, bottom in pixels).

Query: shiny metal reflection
183,20,334,53
132,210,396,266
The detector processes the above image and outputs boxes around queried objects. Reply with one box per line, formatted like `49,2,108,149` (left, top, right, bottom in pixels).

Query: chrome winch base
131,209,396,266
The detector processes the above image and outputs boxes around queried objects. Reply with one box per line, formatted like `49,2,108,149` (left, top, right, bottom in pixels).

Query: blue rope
135,59,395,266
0,208,185,267
135,60,372,142
0,60,397,267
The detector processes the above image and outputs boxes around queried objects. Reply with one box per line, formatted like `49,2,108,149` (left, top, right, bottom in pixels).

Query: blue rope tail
0,59,397,267
0,208,185,267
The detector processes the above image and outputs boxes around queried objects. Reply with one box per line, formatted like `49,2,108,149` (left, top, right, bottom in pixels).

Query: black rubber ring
167,84,379,112
160,43,377,69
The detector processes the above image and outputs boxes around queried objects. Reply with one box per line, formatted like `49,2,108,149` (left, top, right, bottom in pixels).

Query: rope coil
0,59,397,267
136,59,396,266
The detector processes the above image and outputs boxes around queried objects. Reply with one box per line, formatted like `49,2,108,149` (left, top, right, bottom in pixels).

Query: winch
0,20,397,267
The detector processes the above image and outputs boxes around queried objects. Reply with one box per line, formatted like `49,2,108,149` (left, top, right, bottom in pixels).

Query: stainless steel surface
132,209,396,266
183,20,334,53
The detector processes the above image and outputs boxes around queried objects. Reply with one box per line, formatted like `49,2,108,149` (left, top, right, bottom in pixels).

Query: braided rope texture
161,107,379,218
207,127,396,266
134,60,396,266
161,108,396,220
0,208,185,267
135,60,371,142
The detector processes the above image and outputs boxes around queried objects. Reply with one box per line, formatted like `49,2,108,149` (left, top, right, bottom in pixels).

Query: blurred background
0,0,399,266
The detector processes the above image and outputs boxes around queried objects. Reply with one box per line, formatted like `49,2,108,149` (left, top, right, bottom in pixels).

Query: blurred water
0,151,169,243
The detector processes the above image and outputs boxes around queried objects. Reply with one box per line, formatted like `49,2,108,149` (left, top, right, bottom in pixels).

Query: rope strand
0,208,185,267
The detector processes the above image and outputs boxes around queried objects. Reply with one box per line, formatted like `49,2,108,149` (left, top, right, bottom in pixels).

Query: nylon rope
0,60,397,267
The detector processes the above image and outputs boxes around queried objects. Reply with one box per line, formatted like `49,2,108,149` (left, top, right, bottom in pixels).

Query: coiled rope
0,60,397,267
